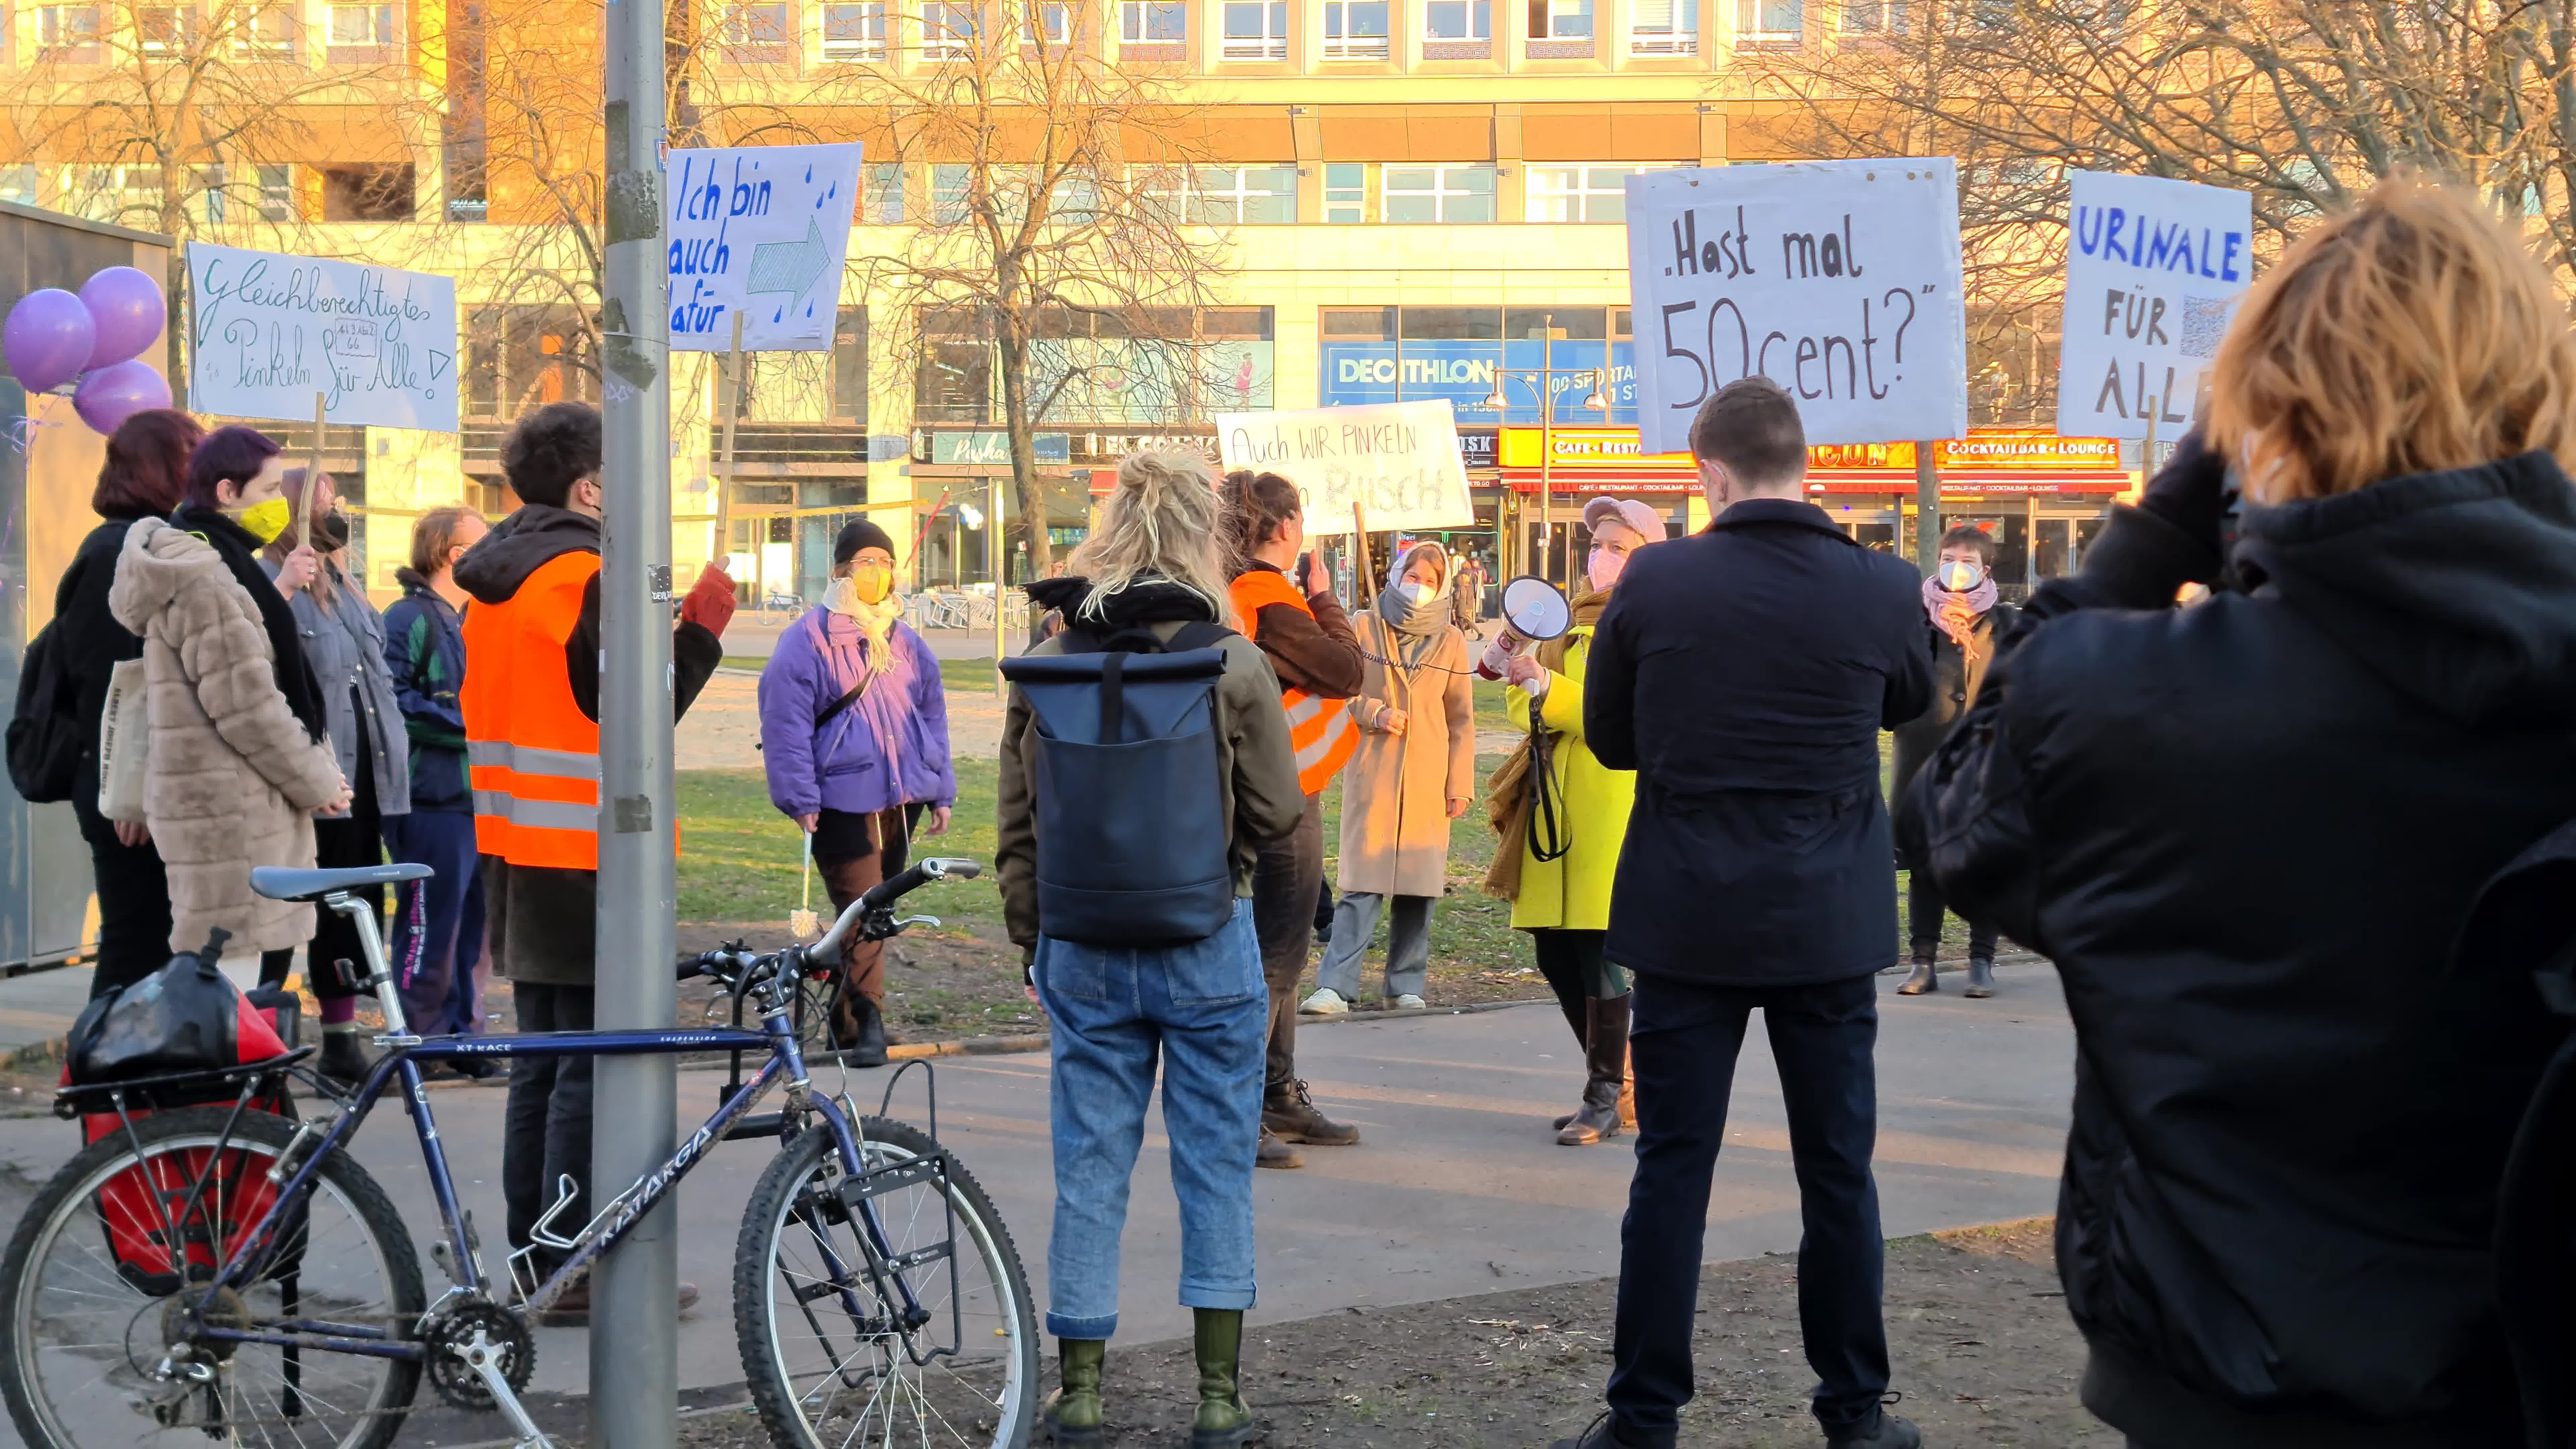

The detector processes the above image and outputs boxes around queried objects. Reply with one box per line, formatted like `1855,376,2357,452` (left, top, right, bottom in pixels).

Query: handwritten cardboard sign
1624,161,1967,452
185,243,458,431
666,142,863,352
2056,170,2253,440
1216,400,1476,535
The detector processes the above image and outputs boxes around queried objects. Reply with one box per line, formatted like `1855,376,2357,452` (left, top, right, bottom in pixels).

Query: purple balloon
72,359,172,436
79,266,165,371
4,289,97,395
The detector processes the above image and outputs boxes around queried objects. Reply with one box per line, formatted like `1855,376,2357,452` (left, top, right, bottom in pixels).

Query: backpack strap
1099,653,1126,746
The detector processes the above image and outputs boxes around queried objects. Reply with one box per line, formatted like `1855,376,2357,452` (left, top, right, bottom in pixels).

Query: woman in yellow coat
1488,497,1666,1144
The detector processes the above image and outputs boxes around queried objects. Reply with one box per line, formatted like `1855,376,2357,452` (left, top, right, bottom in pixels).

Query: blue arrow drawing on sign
746,217,830,300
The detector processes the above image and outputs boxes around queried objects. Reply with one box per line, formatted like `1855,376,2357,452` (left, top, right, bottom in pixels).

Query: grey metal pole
593,0,678,1435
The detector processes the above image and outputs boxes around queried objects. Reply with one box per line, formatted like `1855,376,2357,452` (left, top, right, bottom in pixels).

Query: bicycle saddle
251,862,436,902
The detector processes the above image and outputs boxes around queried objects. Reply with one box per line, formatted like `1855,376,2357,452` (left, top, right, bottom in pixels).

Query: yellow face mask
849,564,895,605
234,497,291,546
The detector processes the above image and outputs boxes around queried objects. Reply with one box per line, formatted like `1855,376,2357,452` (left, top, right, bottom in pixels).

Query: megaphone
1481,575,1572,694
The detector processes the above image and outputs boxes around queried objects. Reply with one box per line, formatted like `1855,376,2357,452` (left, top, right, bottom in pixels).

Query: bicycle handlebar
679,857,983,984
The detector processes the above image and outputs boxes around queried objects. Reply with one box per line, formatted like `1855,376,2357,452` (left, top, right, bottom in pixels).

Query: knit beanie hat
834,518,898,565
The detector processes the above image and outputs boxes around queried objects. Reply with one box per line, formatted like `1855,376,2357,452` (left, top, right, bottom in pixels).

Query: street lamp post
1487,325,1610,588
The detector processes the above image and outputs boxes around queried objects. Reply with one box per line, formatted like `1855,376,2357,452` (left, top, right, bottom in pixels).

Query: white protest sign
667,142,863,352
2056,170,2253,440
185,243,458,431
1624,160,1967,452
1216,400,1475,535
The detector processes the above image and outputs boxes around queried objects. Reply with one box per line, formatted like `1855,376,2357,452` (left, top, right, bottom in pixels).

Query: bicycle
0,855,1036,1449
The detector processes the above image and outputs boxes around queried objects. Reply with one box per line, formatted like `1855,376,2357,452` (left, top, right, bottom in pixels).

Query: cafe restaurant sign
1499,427,2126,494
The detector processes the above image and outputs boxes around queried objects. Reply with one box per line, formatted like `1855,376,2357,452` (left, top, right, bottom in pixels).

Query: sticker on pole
667,142,864,352
185,243,459,431
1623,160,1967,452
2056,170,2253,440
1216,400,1475,535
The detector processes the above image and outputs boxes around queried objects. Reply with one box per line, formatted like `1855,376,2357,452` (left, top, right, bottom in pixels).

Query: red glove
680,562,737,638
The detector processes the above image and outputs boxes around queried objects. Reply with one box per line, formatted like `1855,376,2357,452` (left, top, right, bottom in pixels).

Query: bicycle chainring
422,1300,535,1411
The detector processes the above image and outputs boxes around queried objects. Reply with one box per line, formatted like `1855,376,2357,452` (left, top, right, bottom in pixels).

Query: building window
1024,0,1074,44
1525,164,1669,222
1383,165,1495,223
1424,0,1488,37
823,0,887,57
1193,166,1297,223
0,166,39,207
1220,0,1287,56
1325,162,1365,223
325,1,393,59
1842,0,1898,29
65,166,161,224
257,163,294,220
36,4,101,58
1120,0,1183,41
923,1,978,57
1630,0,1694,50
1528,0,1590,36
833,307,868,421
321,163,415,221
862,162,905,222
1736,0,1798,43
228,2,297,57
931,163,972,223
137,5,196,58
721,2,795,60
1322,0,1388,56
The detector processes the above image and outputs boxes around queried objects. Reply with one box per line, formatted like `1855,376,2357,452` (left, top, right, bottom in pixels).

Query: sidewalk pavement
0,968,2073,1406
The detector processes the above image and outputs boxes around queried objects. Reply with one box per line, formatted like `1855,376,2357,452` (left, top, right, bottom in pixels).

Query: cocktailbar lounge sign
1499,427,2128,495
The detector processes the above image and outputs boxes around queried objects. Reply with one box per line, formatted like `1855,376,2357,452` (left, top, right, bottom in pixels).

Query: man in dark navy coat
1552,377,1934,1449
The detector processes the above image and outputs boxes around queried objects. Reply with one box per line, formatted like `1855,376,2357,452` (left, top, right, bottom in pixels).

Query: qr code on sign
2180,295,2234,359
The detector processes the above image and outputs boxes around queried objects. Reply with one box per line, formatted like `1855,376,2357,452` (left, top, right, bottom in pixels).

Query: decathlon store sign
1320,340,1641,420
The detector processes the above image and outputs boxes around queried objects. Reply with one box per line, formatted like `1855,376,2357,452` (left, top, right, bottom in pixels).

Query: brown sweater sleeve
1254,587,1365,700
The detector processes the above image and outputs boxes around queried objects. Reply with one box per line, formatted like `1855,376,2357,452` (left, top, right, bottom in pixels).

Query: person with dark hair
253,469,413,1085
383,504,495,1068
457,399,735,1321
1891,522,2015,998
109,424,350,988
1220,468,1365,1170
59,409,199,995
757,516,956,1065
1553,376,1932,1449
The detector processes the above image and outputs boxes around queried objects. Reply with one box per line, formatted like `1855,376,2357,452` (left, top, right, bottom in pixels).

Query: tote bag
97,657,148,822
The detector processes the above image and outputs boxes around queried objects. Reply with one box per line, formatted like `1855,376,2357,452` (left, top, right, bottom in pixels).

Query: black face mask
316,510,351,550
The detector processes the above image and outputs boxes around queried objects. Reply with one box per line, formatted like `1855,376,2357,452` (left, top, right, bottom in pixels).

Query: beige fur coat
109,518,344,955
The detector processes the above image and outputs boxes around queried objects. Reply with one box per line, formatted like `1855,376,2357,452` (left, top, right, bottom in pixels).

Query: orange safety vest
462,550,603,870
1231,569,1359,796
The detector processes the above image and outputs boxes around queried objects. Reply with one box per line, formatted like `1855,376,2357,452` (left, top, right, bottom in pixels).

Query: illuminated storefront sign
1497,427,2128,495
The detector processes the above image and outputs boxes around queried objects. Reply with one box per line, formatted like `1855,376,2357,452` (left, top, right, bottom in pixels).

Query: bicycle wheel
736,1115,1037,1449
0,1107,424,1449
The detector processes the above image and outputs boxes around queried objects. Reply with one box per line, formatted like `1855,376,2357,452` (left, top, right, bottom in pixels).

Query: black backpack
1000,622,1236,946
6,619,82,803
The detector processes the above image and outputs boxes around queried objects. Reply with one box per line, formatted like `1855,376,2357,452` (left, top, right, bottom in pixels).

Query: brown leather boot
1557,997,1629,1145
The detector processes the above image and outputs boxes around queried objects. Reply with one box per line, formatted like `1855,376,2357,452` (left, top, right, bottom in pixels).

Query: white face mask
1940,560,1985,592
1397,579,1436,606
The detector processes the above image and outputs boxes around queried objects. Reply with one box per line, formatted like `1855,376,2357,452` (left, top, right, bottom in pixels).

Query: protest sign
1217,400,1475,535
667,142,863,352
185,243,458,431
2056,170,2253,440
1624,160,1967,453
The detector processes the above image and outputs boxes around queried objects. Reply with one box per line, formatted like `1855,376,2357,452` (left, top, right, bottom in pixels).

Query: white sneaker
1300,988,1350,1016
1393,994,1428,1010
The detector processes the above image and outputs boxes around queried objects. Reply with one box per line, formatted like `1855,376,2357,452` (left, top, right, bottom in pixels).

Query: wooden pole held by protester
716,310,746,598
1351,501,1376,610
296,390,325,551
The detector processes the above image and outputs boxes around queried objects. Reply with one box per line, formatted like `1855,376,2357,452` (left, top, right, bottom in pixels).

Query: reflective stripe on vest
1230,569,1359,795
461,549,605,870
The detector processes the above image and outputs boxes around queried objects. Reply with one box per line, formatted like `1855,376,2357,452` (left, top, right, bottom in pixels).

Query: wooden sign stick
296,389,325,553
1351,501,1375,610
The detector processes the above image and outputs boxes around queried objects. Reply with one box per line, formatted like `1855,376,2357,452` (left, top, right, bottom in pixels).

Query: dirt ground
648,1218,2109,1449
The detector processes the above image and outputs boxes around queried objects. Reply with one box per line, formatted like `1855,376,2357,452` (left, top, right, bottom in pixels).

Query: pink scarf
1922,573,1998,654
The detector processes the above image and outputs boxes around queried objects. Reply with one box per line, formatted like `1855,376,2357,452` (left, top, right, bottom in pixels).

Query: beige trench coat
1336,611,1475,899
109,518,344,955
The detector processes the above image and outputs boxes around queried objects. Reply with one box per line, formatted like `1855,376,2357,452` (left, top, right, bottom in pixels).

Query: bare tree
852,1,1238,576
0,0,411,373
1743,0,2576,416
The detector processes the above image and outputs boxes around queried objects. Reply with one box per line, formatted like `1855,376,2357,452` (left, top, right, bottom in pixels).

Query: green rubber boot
1191,1307,1260,1447
1041,1338,1105,1446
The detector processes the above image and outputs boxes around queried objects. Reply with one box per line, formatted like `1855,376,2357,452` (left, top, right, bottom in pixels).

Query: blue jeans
1035,899,1266,1340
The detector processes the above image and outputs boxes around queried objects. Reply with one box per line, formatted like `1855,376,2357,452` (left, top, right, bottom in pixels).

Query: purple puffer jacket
757,610,956,819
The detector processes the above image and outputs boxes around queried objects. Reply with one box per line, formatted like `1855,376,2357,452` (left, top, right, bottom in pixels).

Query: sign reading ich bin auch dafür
2056,170,2254,441
1623,160,1968,453
185,242,459,431
666,142,864,352
1216,399,1476,536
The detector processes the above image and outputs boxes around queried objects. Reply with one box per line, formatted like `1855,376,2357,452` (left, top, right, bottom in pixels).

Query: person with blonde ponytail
1000,450,1303,1449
